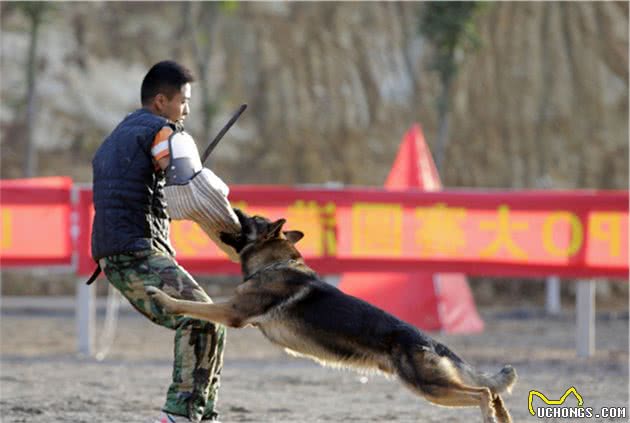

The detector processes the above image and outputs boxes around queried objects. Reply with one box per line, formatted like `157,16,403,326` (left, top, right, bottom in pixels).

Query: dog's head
220,209,304,269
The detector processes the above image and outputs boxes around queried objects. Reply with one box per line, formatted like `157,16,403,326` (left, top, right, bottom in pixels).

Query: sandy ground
0,300,628,423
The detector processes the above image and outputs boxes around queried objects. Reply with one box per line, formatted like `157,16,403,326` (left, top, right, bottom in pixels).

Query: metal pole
545,276,561,315
576,280,595,358
72,185,94,357
77,281,95,356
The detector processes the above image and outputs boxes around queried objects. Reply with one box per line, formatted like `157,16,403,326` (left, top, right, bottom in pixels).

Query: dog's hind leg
420,385,514,423
492,395,512,423
420,384,497,423
392,348,497,423
431,341,517,396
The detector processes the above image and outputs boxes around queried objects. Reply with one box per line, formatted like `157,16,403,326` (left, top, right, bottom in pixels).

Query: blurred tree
69,4,88,161
13,2,52,177
183,1,238,146
419,2,486,174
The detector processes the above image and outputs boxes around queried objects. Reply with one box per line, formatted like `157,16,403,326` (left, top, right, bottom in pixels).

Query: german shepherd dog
147,209,517,423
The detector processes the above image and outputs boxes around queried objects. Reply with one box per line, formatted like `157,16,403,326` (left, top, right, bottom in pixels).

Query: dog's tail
466,365,518,395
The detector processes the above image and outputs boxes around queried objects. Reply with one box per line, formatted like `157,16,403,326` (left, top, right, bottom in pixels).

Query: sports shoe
153,411,191,423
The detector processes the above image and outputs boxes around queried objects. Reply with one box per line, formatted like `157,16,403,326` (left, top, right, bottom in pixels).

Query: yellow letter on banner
286,201,325,255
286,201,337,256
1,209,11,250
352,203,403,256
590,212,622,258
171,222,211,255
415,203,467,254
542,212,584,257
479,205,528,259
323,202,337,255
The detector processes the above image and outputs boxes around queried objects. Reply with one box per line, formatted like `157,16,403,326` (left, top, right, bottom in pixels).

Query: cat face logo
528,386,584,416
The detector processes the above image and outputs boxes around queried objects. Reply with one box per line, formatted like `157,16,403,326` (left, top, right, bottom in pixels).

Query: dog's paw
145,285,162,297
146,286,175,311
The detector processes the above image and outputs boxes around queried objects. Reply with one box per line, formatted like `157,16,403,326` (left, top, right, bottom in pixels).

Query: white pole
545,276,561,315
77,280,95,356
576,281,595,358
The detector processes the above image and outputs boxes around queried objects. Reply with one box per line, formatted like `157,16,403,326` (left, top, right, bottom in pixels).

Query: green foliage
419,2,490,173
204,101,219,124
419,2,487,85
219,0,239,13
13,1,54,22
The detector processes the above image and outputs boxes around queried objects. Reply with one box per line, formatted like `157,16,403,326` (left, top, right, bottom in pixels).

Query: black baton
201,104,247,164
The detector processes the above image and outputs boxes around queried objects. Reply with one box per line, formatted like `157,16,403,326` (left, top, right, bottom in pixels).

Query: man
91,60,240,423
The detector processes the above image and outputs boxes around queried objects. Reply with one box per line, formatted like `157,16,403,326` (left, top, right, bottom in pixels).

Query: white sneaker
153,411,191,423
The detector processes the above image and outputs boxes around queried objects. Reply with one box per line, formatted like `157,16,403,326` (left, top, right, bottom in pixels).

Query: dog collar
243,259,302,281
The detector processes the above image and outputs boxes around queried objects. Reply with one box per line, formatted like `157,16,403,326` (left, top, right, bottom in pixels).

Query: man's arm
154,128,241,262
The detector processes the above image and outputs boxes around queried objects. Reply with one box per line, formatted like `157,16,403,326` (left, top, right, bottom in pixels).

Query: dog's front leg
146,286,246,327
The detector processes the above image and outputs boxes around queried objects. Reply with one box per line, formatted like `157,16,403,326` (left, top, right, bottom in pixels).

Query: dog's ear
233,208,249,227
234,208,258,240
219,231,247,252
283,230,304,244
266,218,286,239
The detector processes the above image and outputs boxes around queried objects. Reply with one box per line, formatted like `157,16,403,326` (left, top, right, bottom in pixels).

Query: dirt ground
1,303,628,423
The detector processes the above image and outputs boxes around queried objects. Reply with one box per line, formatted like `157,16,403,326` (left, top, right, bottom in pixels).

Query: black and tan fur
147,209,517,423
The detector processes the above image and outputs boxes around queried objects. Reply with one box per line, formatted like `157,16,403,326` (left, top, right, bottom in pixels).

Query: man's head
141,60,194,123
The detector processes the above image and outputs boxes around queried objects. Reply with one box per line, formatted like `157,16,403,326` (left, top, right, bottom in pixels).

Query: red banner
0,177,73,267
171,187,628,278
3,182,627,278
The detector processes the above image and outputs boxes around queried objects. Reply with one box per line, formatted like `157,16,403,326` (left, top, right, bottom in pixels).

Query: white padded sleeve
164,168,241,262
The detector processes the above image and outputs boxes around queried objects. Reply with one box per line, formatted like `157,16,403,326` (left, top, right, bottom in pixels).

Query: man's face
155,83,191,124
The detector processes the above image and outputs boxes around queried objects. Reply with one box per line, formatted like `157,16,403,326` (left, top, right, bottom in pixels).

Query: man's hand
157,156,170,171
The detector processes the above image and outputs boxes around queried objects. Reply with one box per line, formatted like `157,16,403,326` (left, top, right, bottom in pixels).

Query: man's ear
154,93,167,112
283,230,304,244
219,231,246,252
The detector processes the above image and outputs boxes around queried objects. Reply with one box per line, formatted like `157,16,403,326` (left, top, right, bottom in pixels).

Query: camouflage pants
100,250,226,422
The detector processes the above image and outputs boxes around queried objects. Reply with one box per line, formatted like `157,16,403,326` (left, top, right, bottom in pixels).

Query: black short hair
141,60,194,105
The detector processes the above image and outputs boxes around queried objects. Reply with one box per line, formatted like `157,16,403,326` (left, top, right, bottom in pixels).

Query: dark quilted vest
91,108,175,260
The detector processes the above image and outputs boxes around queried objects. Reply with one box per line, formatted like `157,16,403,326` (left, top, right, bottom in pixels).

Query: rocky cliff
1,1,627,188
